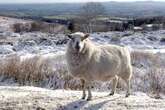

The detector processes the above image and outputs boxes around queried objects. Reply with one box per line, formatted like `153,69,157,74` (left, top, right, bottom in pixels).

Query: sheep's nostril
75,43,80,50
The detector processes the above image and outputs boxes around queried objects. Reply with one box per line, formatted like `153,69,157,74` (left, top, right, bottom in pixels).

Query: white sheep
66,32,132,101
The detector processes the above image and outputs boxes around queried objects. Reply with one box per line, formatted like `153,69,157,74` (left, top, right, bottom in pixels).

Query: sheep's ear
83,33,89,39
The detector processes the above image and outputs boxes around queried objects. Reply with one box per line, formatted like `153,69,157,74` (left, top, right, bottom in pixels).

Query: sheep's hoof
86,96,92,101
125,93,130,97
81,96,86,100
109,92,114,96
86,98,92,101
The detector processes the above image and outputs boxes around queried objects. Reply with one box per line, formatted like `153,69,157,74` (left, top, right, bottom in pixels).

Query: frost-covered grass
0,54,67,89
0,50,165,97
1,16,165,97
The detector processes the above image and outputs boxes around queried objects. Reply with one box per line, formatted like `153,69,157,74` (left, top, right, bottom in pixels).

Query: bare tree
79,2,106,33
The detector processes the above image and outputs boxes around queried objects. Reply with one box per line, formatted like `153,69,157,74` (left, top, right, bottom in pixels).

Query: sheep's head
67,32,89,53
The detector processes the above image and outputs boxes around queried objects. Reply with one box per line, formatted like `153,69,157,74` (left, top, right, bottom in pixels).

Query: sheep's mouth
75,46,80,52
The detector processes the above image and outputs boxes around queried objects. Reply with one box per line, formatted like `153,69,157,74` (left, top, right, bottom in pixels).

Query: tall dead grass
131,50,156,68
147,68,165,94
0,50,165,95
0,54,67,88
131,50,165,97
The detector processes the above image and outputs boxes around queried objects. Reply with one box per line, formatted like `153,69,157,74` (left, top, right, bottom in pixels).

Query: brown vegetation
0,54,66,87
11,21,67,33
0,50,165,97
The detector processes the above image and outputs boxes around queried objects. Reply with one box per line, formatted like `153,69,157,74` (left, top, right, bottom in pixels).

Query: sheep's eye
81,37,85,41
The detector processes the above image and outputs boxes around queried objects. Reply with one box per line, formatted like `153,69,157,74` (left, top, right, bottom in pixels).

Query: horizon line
0,0,165,4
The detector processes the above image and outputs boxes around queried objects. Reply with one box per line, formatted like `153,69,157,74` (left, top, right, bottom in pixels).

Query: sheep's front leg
86,82,92,101
81,80,92,101
109,75,118,96
87,87,92,101
80,79,86,99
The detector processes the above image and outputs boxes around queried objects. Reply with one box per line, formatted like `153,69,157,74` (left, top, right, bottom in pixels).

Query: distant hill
104,1,165,17
0,1,165,18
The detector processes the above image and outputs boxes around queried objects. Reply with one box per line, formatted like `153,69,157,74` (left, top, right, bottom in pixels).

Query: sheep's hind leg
109,75,118,96
121,76,131,97
86,82,92,101
124,79,131,97
80,79,86,99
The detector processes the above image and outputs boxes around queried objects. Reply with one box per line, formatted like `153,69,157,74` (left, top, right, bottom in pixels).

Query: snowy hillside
1,16,165,57
0,16,165,110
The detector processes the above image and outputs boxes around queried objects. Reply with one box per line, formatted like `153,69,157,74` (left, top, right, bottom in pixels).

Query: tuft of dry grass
1,55,20,79
18,55,48,85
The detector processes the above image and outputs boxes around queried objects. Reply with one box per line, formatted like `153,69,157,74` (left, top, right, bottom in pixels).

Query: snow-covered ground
0,16,165,57
0,16,165,88
0,16,165,109
0,16,32,32
0,86,165,110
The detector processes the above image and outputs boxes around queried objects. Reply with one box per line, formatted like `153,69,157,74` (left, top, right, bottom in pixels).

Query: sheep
66,32,132,101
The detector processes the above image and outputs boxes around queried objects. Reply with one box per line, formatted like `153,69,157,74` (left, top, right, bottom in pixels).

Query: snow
0,86,164,110
0,76,19,86
146,24,153,28
0,16,165,109
0,45,14,54
134,27,143,30
1,16,165,56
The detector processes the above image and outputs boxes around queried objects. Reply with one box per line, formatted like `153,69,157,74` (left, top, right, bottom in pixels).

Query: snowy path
0,86,165,110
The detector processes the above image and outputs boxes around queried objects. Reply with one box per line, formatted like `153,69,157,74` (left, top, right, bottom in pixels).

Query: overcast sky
0,0,164,3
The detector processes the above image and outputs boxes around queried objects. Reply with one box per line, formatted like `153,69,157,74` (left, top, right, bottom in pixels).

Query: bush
12,23,32,33
30,22,40,31
30,21,67,33
12,21,67,33
160,37,165,43
12,23,24,33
